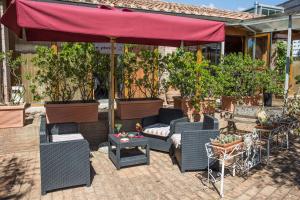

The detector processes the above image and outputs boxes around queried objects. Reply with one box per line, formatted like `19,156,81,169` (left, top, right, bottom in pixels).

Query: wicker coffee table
108,134,150,170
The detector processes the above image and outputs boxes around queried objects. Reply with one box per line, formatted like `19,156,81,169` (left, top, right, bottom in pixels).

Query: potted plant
265,41,287,103
116,48,164,119
211,134,243,156
218,53,263,112
257,68,284,107
166,49,221,121
0,51,26,128
31,43,103,124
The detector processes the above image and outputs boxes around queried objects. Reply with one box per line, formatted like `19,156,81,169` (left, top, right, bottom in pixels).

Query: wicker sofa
141,108,188,152
171,115,219,172
39,115,90,195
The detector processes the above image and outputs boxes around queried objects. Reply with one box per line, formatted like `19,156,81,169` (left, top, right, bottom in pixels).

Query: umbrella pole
109,37,116,134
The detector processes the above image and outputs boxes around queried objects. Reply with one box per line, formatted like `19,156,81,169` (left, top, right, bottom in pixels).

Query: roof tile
69,0,259,20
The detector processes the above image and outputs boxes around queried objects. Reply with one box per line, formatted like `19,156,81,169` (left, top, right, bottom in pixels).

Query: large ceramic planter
116,98,163,120
0,103,26,128
45,101,99,124
173,96,216,117
221,95,261,112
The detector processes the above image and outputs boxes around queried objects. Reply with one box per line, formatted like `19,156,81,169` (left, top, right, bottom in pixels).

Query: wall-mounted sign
95,43,124,55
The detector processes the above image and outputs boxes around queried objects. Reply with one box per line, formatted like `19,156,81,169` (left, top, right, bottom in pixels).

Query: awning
1,0,225,46
230,12,300,33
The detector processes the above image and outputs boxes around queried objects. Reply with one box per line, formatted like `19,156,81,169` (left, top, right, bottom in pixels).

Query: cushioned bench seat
51,133,84,142
143,123,170,137
141,108,188,152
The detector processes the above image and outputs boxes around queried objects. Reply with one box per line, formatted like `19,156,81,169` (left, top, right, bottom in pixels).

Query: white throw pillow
52,133,84,142
171,133,181,148
143,123,170,137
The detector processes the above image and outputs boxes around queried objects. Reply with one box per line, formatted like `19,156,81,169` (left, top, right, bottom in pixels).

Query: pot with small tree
0,51,26,128
218,53,264,112
30,43,106,123
116,48,164,120
264,40,287,104
166,49,221,121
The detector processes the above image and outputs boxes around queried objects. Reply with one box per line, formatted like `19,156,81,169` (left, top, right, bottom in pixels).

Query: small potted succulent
211,134,243,155
256,108,277,130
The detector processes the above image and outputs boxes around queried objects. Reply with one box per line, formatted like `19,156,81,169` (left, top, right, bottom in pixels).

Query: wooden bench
223,105,283,133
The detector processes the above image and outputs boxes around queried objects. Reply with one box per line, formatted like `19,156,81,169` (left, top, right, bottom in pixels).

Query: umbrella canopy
1,0,225,46
1,0,225,133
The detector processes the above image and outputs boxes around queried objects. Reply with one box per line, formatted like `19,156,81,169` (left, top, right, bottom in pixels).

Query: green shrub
166,48,221,112
31,43,109,102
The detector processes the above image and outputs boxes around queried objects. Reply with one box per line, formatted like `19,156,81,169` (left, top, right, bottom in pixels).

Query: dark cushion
47,123,79,135
158,108,183,125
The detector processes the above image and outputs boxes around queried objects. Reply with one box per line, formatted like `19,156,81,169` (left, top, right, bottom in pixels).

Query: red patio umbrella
1,0,225,133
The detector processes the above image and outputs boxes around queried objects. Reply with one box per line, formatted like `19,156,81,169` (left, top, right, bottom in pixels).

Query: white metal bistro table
253,118,298,163
205,142,244,198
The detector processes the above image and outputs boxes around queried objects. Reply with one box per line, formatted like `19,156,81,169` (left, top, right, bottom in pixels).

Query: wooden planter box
173,96,216,116
116,98,163,120
221,95,261,112
0,103,26,129
45,102,99,124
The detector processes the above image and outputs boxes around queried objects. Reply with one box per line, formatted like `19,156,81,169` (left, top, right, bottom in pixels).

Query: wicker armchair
171,115,219,172
40,115,90,195
141,108,188,152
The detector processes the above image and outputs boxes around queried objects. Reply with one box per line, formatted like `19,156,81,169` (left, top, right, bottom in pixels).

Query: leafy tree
218,53,264,99
136,49,166,98
118,50,139,99
31,43,109,102
32,46,76,102
166,49,221,112
274,41,287,84
60,43,109,101
218,53,284,100
0,51,26,105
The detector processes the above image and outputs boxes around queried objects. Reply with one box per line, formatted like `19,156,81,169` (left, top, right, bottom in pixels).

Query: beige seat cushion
52,133,84,142
171,133,181,148
143,123,170,137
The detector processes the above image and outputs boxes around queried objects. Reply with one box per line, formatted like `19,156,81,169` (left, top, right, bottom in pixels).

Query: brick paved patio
0,114,300,200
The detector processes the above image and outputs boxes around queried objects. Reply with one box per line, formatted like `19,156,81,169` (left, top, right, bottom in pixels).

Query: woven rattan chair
171,115,219,172
40,115,90,195
141,108,188,152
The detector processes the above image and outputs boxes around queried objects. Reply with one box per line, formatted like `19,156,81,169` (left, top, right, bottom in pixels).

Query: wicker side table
108,134,150,170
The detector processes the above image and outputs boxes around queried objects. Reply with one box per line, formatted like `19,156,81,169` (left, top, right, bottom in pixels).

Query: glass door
246,33,271,66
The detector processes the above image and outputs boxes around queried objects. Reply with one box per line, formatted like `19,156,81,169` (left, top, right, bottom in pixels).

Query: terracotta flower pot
173,97,216,120
45,101,99,124
116,98,163,120
212,140,243,156
221,95,261,112
0,103,26,128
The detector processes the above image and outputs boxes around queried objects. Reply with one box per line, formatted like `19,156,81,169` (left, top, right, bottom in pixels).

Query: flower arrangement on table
113,123,144,142
135,123,143,133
